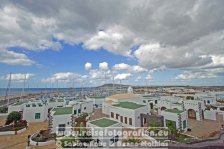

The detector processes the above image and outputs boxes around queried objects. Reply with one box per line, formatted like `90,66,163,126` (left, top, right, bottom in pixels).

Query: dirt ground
185,116,224,139
0,117,56,149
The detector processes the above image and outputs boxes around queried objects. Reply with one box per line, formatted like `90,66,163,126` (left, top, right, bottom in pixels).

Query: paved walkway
0,117,56,149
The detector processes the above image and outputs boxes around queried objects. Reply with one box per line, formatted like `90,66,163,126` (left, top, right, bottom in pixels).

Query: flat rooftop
165,109,183,114
52,107,73,115
90,118,118,127
113,101,145,109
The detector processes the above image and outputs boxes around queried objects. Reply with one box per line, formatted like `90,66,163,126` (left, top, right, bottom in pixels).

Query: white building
49,107,73,134
68,99,94,114
87,117,122,147
127,86,133,94
50,100,93,134
47,98,66,109
102,94,149,128
86,96,106,107
23,101,48,122
8,101,25,113
161,109,188,132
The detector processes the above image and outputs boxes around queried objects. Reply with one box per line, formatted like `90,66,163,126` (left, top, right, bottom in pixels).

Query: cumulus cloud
2,73,35,81
174,68,224,80
0,49,34,66
0,0,224,75
113,63,130,71
145,74,153,80
89,69,112,80
99,62,109,70
114,73,131,80
113,63,147,73
84,62,92,70
42,72,82,82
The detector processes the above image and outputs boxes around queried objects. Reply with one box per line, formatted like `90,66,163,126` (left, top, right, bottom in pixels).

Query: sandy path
0,117,56,149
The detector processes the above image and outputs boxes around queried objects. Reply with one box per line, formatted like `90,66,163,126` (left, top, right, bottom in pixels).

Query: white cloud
174,68,224,80
4,73,35,81
114,73,131,80
99,62,109,70
0,0,224,73
42,72,82,82
135,76,142,82
84,62,92,70
89,69,112,80
83,26,134,56
145,74,153,80
113,63,130,71
112,63,147,73
0,49,34,66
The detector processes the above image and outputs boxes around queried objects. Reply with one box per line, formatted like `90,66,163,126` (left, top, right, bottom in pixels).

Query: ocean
0,87,92,97
0,88,69,97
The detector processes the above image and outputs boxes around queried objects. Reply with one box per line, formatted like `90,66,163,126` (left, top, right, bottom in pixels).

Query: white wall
108,105,148,128
204,110,216,120
23,104,48,122
87,121,122,147
51,114,72,134
161,110,187,131
47,101,66,109
80,101,93,114
8,104,24,113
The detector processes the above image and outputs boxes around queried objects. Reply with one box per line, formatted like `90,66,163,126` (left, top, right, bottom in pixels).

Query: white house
8,101,25,113
47,98,66,109
87,117,122,147
161,109,188,132
68,99,94,114
102,93,147,115
23,101,48,122
86,96,106,107
49,107,73,134
183,99,205,121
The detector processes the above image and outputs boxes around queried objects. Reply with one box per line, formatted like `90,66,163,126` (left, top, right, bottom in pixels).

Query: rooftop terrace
164,109,183,114
90,118,118,127
52,107,73,115
113,101,145,109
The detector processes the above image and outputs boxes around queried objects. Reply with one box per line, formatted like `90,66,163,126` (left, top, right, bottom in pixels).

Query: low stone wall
0,113,8,117
0,126,27,136
30,133,55,146
186,131,224,144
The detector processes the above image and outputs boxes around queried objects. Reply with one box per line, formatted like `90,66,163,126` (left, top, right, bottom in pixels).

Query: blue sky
0,0,224,88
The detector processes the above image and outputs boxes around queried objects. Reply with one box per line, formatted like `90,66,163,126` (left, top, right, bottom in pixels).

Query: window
111,112,114,118
78,109,81,113
120,116,123,122
58,124,66,132
155,100,157,104
183,120,187,129
110,135,119,144
129,118,132,125
84,107,86,110
143,100,146,103
74,110,77,115
125,117,127,124
116,114,119,119
35,113,41,119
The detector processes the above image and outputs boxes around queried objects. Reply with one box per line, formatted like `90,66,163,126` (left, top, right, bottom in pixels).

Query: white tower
127,86,133,94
